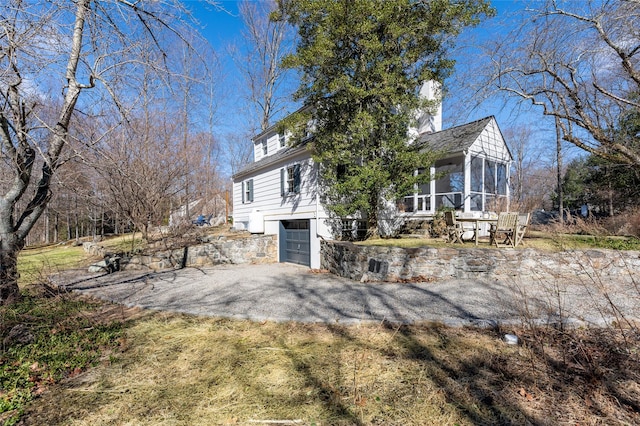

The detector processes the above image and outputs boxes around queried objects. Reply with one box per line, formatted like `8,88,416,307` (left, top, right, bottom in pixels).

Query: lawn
17,244,92,285
359,231,640,251
1,236,639,425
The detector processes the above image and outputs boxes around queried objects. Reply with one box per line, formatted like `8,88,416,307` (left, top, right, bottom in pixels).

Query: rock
88,256,121,273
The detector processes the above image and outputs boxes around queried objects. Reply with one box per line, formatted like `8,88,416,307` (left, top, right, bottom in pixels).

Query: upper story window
279,132,286,148
262,139,268,156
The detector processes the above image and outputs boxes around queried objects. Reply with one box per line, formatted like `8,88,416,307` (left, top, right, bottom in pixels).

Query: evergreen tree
275,0,493,236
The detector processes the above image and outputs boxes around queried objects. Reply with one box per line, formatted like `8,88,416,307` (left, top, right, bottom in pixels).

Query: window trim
242,179,254,203
281,164,301,196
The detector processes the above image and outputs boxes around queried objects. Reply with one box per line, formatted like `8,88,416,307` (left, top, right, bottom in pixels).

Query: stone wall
84,234,277,270
321,240,640,283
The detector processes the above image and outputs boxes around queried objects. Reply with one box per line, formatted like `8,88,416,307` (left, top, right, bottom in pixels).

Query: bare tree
236,0,295,132
92,115,187,241
223,132,254,178
0,0,212,305
221,0,295,178
486,0,640,166
172,40,219,221
504,125,535,207
555,116,565,223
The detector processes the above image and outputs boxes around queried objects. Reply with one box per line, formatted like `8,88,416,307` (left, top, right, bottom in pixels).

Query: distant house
232,82,512,268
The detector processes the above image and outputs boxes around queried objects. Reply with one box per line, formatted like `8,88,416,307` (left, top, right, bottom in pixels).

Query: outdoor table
456,217,498,246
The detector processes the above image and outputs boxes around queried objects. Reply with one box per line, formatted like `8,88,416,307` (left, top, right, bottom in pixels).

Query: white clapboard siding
233,150,321,228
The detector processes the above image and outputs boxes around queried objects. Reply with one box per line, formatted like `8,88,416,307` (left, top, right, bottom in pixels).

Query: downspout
315,162,323,239
463,150,470,213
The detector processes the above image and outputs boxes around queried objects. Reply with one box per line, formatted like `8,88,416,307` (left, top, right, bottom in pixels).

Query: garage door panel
280,220,311,266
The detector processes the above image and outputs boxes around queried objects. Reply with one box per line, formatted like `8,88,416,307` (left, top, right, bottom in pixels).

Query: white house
232,84,512,268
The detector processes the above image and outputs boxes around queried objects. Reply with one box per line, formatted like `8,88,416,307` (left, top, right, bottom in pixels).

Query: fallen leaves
518,387,535,402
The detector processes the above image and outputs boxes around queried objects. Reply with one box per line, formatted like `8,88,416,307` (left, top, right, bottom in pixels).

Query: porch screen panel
417,168,430,212
485,160,496,194
470,156,483,192
435,158,463,193
435,156,464,210
470,156,483,211
470,194,482,211
417,168,430,195
497,163,507,195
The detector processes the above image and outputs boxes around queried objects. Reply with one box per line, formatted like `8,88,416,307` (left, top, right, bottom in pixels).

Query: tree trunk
45,207,50,244
66,212,72,241
54,212,59,242
0,236,23,305
555,117,564,225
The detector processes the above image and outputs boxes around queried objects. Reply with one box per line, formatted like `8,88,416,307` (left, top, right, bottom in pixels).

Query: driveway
57,263,640,327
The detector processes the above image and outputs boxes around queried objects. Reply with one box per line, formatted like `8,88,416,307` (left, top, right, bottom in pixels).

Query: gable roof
415,116,495,153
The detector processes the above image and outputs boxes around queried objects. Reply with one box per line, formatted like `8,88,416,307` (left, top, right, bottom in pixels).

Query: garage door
279,220,310,266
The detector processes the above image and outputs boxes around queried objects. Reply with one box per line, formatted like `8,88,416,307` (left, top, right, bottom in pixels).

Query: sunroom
401,116,512,216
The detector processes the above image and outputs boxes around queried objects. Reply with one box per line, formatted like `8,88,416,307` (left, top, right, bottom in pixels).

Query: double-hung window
281,164,301,196
278,132,286,148
242,179,254,203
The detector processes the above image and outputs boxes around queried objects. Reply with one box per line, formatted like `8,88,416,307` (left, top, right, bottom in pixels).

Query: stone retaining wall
84,234,277,270
321,240,640,283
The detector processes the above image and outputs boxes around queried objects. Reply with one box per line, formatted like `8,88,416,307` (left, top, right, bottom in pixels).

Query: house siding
233,148,332,269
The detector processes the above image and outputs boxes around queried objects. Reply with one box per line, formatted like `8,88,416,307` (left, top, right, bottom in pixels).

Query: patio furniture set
444,211,530,248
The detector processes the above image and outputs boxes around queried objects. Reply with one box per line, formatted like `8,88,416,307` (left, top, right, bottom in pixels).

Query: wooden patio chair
444,211,464,244
515,212,530,247
489,212,519,248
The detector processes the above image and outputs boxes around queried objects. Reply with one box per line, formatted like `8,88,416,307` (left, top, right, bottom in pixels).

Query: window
242,179,253,203
262,139,268,156
279,132,286,148
281,164,301,196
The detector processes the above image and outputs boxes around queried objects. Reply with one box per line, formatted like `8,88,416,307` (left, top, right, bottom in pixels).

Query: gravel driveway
56,263,640,327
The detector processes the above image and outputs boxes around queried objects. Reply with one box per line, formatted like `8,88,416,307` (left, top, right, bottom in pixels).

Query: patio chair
444,211,464,244
489,212,519,248
515,212,530,247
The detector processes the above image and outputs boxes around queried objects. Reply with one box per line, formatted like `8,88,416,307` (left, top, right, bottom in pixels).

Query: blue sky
185,0,565,171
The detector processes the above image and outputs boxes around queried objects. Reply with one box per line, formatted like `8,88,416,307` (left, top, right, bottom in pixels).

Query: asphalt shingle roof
415,116,494,153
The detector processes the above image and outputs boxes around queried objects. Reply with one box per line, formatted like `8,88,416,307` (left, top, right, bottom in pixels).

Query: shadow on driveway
55,263,637,326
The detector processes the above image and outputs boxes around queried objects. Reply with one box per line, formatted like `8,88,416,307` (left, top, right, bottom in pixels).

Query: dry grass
18,313,640,426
